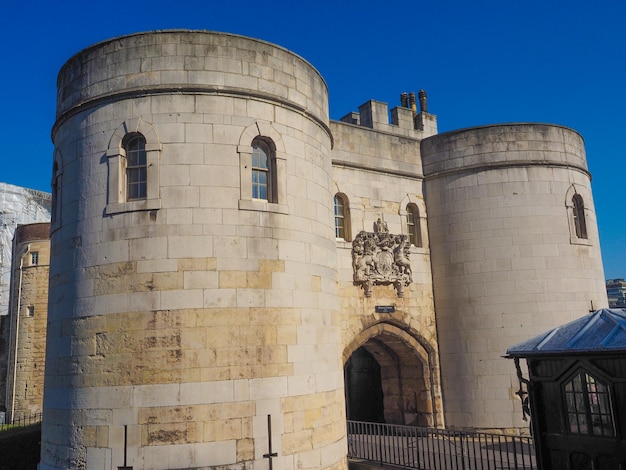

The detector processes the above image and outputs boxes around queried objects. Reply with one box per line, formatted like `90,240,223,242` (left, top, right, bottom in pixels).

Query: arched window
406,204,422,247
334,193,350,241
237,122,288,214
251,138,275,202
124,133,147,201
51,159,62,230
564,371,614,436
106,118,161,215
573,194,587,239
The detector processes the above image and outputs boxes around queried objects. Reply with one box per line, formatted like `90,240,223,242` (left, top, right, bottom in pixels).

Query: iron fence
347,420,536,470
0,411,42,432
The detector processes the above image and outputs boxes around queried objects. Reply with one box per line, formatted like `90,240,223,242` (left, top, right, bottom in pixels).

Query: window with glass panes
125,134,147,200
406,204,422,247
564,371,614,436
252,140,271,200
334,195,346,239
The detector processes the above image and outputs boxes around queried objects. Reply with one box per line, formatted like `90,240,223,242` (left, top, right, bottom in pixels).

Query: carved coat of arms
351,224,412,297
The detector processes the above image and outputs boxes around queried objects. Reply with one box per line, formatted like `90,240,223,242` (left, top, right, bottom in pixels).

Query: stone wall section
44,31,345,470
0,185,51,415
422,124,608,430
330,118,444,427
5,223,50,420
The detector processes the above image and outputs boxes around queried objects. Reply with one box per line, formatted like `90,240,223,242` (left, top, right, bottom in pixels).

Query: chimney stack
409,92,417,113
400,92,409,108
418,89,428,113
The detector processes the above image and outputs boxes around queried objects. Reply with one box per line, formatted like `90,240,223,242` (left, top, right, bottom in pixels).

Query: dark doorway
344,347,385,422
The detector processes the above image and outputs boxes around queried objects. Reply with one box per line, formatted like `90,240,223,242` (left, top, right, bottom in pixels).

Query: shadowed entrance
345,347,385,422
344,324,437,426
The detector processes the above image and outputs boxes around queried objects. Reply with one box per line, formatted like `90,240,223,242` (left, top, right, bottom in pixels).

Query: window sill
106,198,161,215
238,199,288,214
336,239,352,249
570,236,592,246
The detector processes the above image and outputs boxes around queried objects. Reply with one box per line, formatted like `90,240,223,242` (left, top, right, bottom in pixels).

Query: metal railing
0,411,42,432
347,420,536,470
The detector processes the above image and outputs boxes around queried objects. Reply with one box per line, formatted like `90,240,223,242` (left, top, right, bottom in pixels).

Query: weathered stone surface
40,28,608,470
44,30,345,470
4,224,50,420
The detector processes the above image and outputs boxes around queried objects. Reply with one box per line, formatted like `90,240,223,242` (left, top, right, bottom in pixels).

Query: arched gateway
343,323,443,428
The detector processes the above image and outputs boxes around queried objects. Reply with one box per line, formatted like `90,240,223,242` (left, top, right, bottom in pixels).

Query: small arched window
51,160,61,229
334,194,350,241
106,119,161,215
406,204,422,247
564,371,614,436
573,194,587,239
252,138,275,202
124,133,147,201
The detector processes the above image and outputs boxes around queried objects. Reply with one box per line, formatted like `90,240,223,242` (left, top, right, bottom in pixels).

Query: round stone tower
421,124,608,431
43,31,345,469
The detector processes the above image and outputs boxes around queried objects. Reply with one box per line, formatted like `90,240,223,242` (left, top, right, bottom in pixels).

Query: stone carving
352,230,412,297
375,217,388,234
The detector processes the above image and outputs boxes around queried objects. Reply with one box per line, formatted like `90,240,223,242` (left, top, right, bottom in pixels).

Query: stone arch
399,194,426,217
343,322,442,427
237,121,286,157
107,117,161,150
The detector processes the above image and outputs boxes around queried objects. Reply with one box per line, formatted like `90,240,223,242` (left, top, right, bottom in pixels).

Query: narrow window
252,139,274,201
30,252,39,266
572,194,587,239
564,371,614,436
51,160,61,228
406,204,422,247
124,134,147,201
26,306,34,317
334,194,349,240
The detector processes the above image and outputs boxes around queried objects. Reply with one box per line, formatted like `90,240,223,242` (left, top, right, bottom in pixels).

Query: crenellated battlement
339,90,438,138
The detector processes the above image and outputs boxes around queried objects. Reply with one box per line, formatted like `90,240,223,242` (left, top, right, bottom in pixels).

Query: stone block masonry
44,30,345,470
40,29,608,470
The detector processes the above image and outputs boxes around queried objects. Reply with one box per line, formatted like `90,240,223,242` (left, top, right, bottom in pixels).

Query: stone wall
330,114,444,427
5,223,50,420
422,124,608,430
44,30,345,470
40,29,611,470
0,185,51,416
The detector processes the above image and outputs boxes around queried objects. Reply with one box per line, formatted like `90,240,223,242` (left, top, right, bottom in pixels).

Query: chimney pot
418,89,428,113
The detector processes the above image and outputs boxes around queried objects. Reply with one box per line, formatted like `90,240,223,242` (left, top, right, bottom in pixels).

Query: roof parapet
339,91,437,137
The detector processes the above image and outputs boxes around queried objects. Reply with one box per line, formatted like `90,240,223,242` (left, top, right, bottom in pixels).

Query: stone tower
5,222,50,421
421,124,608,430
43,31,345,470
0,183,51,419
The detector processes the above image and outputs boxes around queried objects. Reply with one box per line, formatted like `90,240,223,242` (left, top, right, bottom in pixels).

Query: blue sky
2,1,625,278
